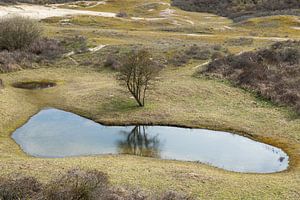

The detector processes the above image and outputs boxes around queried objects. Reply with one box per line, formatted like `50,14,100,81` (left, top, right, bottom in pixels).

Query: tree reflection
117,126,161,158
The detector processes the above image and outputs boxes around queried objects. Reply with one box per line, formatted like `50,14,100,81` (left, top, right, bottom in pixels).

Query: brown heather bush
0,51,25,73
0,39,63,73
0,176,42,200
201,40,300,115
42,169,108,200
29,38,63,60
0,169,194,200
104,54,121,70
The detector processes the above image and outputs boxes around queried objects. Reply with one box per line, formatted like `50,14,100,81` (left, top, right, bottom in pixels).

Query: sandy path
0,3,172,22
0,4,116,19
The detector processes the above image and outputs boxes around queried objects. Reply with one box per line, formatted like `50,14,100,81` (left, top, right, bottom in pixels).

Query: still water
12,108,289,173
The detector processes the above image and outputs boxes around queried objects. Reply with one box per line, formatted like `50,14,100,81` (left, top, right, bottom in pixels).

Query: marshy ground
0,0,300,199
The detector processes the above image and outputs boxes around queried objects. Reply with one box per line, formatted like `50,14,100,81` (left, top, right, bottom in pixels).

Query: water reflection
118,126,161,158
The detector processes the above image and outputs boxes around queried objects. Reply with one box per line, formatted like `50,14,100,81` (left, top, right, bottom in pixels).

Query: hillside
172,0,300,21
201,40,300,114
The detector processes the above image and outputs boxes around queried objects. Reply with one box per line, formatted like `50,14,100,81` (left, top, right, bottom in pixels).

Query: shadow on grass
101,98,141,113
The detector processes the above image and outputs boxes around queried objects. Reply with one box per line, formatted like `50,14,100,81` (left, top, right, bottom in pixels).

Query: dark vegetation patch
201,40,300,114
172,0,300,21
0,169,194,200
168,44,228,67
225,37,254,46
0,16,64,73
12,81,56,90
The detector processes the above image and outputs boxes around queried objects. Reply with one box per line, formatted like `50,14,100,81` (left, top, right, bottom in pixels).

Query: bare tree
117,49,161,107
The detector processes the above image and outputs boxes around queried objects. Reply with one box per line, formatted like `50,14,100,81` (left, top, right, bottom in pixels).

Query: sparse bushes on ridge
0,169,193,200
225,37,254,46
201,40,300,114
169,44,228,66
172,0,300,21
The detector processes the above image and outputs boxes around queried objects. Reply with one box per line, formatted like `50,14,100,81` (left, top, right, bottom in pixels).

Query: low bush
104,54,121,70
116,11,128,18
0,169,194,200
169,44,228,66
29,38,63,60
0,176,42,200
43,169,108,200
0,51,25,73
0,39,63,73
201,40,300,114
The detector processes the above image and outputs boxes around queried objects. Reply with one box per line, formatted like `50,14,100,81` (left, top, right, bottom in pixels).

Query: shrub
29,38,63,60
43,169,108,200
0,169,194,200
104,54,121,70
116,11,128,18
0,51,23,73
0,176,42,200
169,44,228,66
0,16,41,51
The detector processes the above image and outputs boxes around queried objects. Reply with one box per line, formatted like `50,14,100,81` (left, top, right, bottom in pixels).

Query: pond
12,81,56,90
12,108,289,173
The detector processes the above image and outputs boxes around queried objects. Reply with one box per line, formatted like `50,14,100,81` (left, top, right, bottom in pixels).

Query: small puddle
12,81,56,90
12,108,289,173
